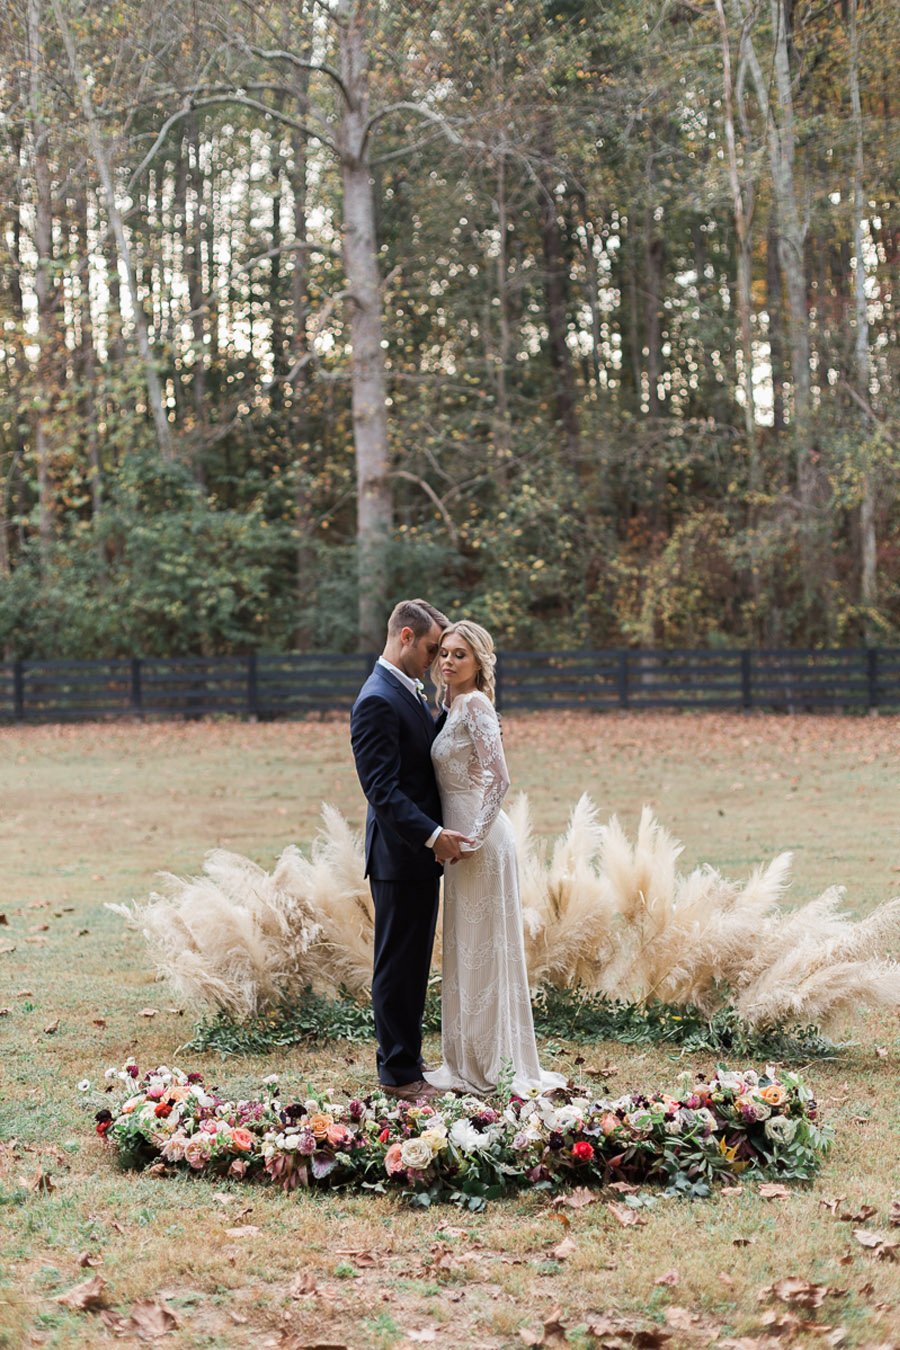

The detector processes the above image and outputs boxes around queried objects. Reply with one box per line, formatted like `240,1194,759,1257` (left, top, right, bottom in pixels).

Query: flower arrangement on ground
92,1062,831,1207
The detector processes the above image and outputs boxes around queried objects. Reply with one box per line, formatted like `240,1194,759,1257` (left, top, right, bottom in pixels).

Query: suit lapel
375,666,436,736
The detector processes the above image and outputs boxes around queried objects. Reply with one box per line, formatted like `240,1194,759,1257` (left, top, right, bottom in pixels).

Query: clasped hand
433,829,473,864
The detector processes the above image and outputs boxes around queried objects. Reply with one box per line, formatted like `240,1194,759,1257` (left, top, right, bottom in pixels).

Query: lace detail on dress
426,688,566,1098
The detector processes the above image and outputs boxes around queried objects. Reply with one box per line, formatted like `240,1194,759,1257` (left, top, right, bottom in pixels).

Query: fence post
13,660,24,721
130,657,143,716
866,648,879,711
617,651,629,709
740,650,752,712
247,651,258,719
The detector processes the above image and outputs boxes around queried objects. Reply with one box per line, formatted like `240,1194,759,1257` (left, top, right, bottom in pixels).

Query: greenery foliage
185,984,837,1062
2,0,897,653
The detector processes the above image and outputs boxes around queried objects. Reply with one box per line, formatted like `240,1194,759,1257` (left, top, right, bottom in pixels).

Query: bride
424,620,566,1098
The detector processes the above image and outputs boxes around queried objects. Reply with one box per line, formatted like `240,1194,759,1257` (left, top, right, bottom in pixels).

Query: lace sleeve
460,692,510,850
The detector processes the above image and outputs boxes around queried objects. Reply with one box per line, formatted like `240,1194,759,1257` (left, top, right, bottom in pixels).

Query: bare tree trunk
766,206,787,435
715,0,757,479
537,122,579,461
288,58,316,650
74,186,102,522
574,188,602,394
645,206,664,418
492,143,512,461
26,0,55,564
51,0,173,459
848,0,876,635
337,1,392,650
738,0,826,625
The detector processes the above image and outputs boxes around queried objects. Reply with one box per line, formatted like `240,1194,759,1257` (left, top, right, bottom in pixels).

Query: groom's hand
432,829,472,864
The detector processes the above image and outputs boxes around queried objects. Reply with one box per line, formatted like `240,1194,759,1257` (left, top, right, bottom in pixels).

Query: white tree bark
848,0,877,631
715,0,757,478
736,0,813,508
26,0,55,562
337,1,392,650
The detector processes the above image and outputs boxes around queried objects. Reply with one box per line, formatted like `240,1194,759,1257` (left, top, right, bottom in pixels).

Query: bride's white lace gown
425,690,566,1097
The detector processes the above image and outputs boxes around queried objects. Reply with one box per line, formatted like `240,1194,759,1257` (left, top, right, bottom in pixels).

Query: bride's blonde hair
433,620,497,705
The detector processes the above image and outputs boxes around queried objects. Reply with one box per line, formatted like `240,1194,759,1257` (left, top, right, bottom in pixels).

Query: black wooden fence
0,648,898,722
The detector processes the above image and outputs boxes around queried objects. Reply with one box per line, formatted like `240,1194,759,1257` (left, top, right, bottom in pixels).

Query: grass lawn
0,712,898,1349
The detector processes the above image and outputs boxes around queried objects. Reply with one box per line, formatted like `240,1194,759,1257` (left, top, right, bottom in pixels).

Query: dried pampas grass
112,798,900,1031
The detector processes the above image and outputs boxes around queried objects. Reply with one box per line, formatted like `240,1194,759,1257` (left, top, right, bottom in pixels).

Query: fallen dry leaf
853,1229,890,1250
0,942,17,955
586,1315,671,1347
30,1167,55,1194
225,1225,260,1238
758,1276,847,1309
519,1307,568,1348
875,1046,887,1058
0,914,6,925
43,1019,59,1034
335,1247,382,1267
760,1309,834,1334
720,1184,744,1196
92,1017,107,1029
607,1200,645,1227
654,1270,679,1287
138,1007,158,1018
550,1237,577,1261
551,1186,596,1210
663,1305,719,1343
820,1196,848,1215
608,1180,640,1194
55,1275,108,1311
837,1203,876,1222
15,989,32,997
889,1199,900,1228
0,1008,10,1017
77,1251,102,1268
122,1300,178,1339
407,1331,437,1344
758,1182,791,1200
25,935,48,944
732,1236,757,1247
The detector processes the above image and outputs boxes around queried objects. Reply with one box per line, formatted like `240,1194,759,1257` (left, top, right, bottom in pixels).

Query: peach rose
326,1123,351,1149
308,1113,334,1141
759,1085,786,1106
230,1128,255,1152
599,1112,620,1136
384,1143,405,1176
121,1094,146,1114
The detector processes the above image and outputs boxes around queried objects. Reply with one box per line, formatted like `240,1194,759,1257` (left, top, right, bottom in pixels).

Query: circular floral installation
92,1063,831,1208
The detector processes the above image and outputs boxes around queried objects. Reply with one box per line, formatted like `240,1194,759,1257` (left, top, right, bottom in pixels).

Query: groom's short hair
387,598,448,638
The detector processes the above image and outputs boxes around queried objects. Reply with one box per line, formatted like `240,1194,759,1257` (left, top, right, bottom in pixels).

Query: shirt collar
377,655,424,699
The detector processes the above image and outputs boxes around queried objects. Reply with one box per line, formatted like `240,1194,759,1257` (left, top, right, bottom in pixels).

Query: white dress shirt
377,657,442,849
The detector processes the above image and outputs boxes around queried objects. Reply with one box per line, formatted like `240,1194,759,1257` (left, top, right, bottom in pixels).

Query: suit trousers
370,877,440,1086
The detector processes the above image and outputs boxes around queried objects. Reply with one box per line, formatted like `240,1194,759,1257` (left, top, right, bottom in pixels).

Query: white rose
764,1116,797,1145
400,1137,434,1170
450,1120,489,1153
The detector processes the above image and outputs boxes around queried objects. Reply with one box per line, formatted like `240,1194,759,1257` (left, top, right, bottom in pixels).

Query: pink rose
384,1143,405,1176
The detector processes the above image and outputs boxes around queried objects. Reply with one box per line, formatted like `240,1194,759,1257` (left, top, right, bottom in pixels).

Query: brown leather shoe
380,1079,441,1103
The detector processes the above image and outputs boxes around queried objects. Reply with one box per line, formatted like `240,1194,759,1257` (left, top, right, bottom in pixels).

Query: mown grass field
1,713,898,1349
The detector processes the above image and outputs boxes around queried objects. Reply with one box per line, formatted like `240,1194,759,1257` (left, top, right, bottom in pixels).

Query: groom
350,598,470,1101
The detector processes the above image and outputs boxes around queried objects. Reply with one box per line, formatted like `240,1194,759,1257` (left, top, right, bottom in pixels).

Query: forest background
1,0,897,658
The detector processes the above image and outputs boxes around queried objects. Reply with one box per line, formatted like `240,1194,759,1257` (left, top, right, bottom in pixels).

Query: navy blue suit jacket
350,664,444,881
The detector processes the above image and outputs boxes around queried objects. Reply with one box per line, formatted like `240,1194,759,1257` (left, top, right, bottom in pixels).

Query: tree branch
389,471,459,546
126,93,338,193
228,36,349,105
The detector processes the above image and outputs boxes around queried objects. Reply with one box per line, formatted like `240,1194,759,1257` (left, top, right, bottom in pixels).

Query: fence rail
0,648,897,722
